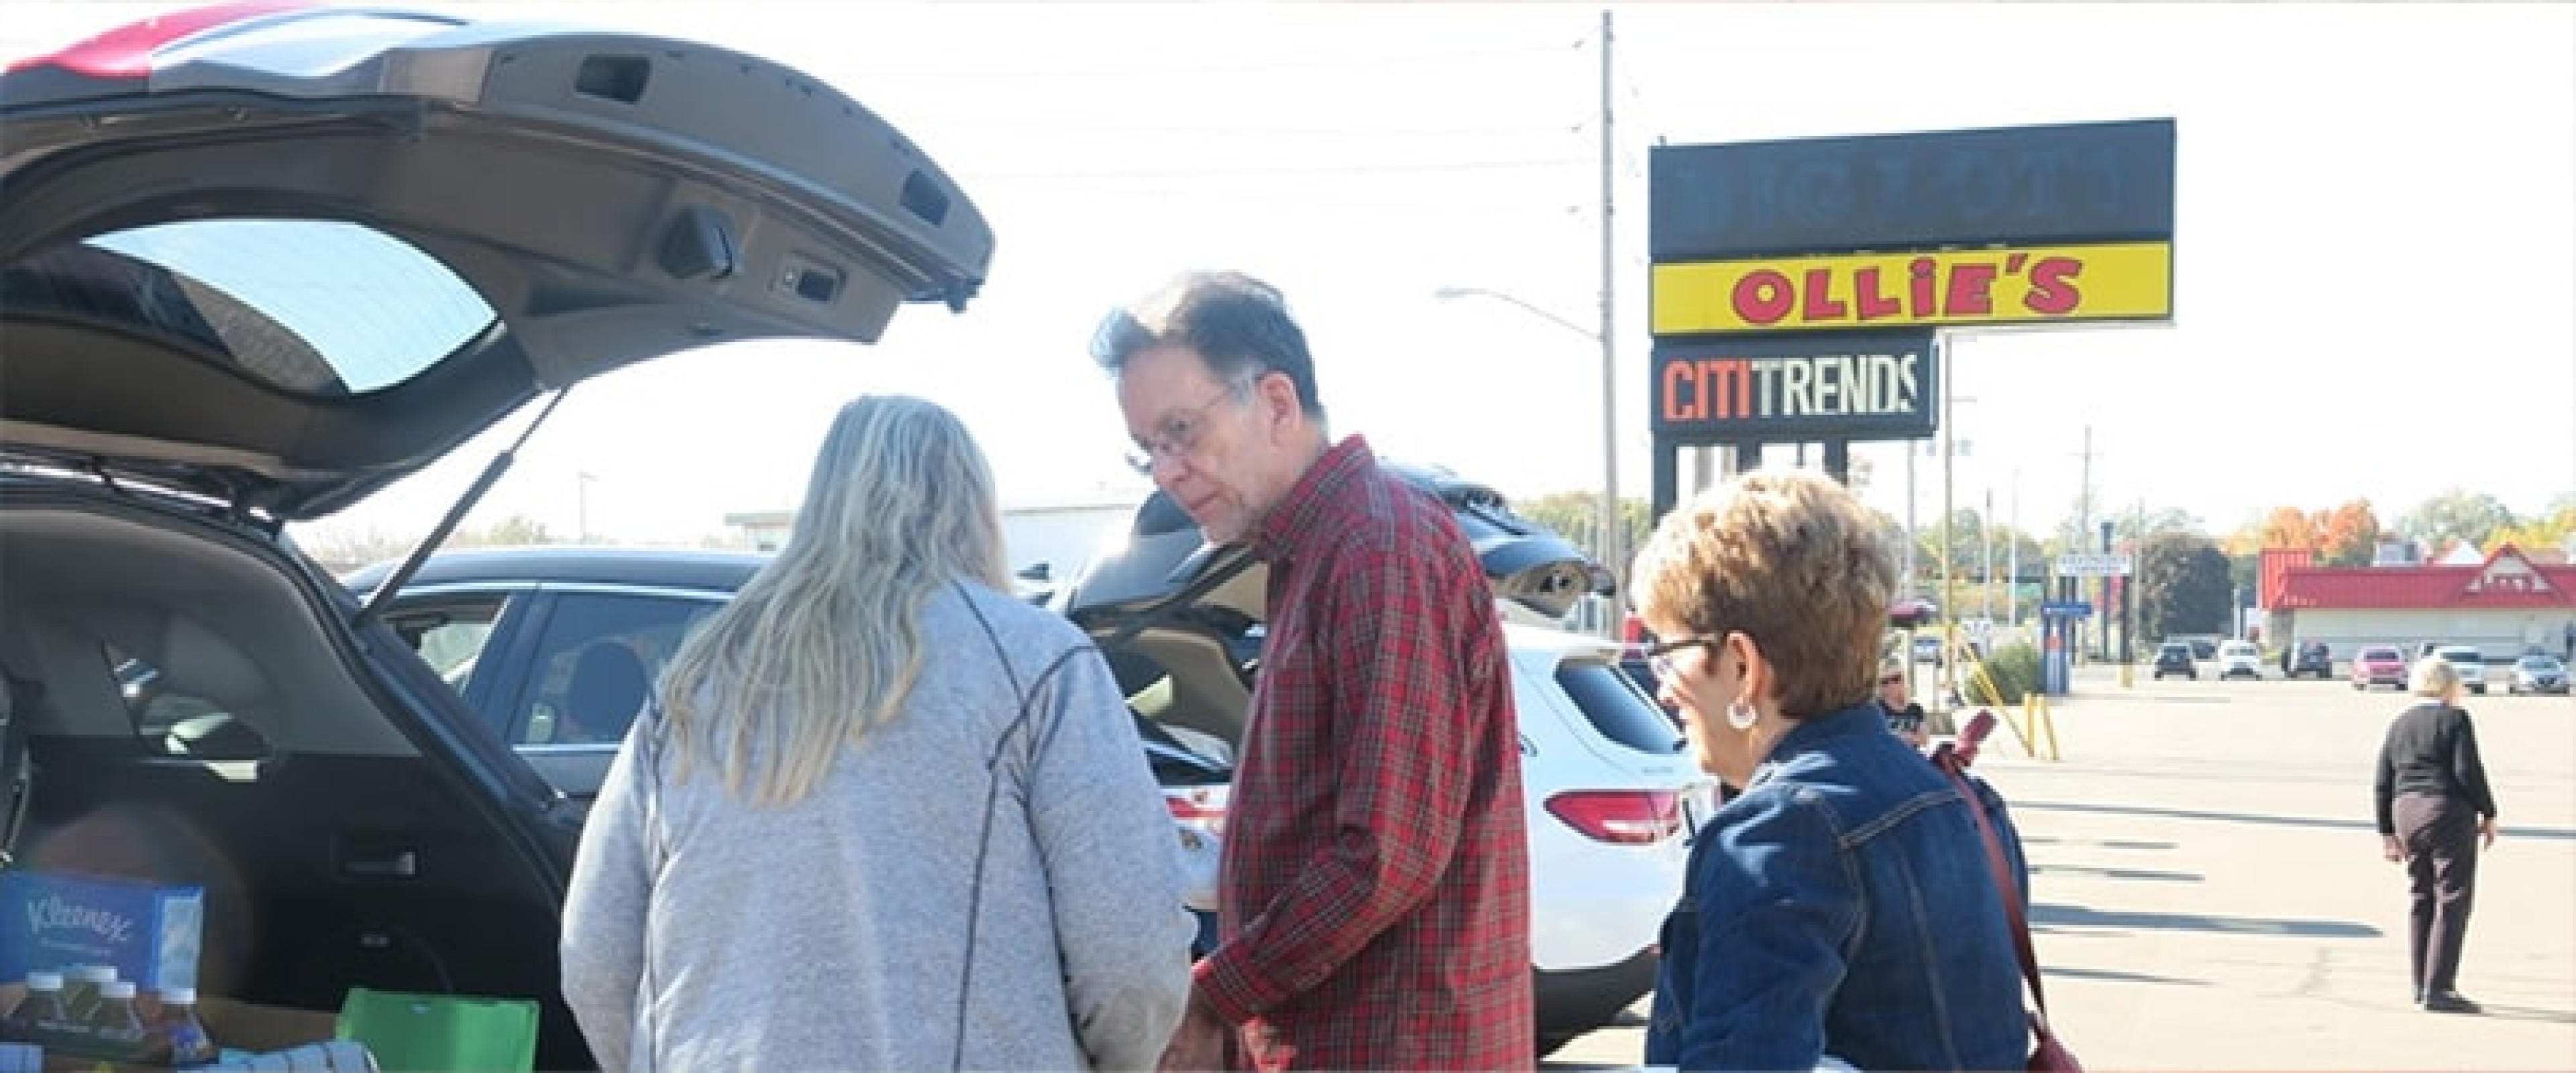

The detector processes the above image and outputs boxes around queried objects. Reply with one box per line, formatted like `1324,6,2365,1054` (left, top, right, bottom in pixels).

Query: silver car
2509,654,2570,695
2435,645,2488,695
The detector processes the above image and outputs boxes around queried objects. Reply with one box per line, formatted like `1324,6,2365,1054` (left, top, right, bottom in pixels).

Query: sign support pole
1938,335,1957,709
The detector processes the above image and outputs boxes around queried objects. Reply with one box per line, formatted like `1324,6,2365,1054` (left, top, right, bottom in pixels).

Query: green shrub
1966,641,2043,706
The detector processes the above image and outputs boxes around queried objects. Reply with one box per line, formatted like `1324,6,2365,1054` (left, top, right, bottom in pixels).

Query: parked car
2285,640,2332,679
345,464,1700,1058
1912,634,1946,667
2351,645,2409,690
1055,467,1705,1057
0,7,993,1070
2508,654,2570,695
2152,640,2197,680
2216,639,2263,680
2435,644,2488,695
1890,596,1939,628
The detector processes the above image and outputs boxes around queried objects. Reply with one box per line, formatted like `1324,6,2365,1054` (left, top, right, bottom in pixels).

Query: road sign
2055,553,2133,577
2041,600,2094,617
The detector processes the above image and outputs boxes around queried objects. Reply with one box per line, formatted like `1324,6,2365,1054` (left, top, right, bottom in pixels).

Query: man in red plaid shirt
1095,271,1534,1072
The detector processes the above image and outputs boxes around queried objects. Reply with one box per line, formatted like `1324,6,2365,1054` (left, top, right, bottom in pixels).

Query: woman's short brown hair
1630,468,1898,720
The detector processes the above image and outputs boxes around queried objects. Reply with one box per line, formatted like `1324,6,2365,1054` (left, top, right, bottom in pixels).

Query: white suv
1061,469,1707,1056
2436,645,2489,695
2216,639,2264,679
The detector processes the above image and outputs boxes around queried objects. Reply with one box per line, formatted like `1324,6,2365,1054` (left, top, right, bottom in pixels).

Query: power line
990,178,1586,216
968,157,1591,182
855,42,1578,81
918,119,1587,139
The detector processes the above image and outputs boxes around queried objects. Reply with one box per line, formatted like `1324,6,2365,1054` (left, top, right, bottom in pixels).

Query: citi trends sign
1653,331,1937,440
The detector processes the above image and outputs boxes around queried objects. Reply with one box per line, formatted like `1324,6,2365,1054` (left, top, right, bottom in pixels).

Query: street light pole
1593,7,1621,608
1434,284,1621,626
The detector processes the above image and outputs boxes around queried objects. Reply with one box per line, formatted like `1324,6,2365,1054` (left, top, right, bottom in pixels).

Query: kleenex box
0,868,203,991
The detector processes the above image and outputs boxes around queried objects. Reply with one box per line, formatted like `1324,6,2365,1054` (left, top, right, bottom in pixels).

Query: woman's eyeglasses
1879,674,1906,686
1644,636,1723,682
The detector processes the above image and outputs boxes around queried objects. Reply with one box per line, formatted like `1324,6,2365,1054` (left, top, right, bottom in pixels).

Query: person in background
1631,468,2029,1071
1094,270,1532,1072
2373,655,2500,1015
561,394,1193,1072
1875,661,1929,750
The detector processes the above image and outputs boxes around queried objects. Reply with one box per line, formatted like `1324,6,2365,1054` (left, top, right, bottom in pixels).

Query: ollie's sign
1652,331,1937,439
1652,241,2170,334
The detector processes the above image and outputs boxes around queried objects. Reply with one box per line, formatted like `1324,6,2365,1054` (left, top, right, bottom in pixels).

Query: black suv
0,9,991,1070
2152,641,2198,680
2285,640,2332,679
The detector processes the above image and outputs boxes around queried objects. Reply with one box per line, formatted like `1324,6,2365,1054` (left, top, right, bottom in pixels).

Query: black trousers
2395,793,2480,996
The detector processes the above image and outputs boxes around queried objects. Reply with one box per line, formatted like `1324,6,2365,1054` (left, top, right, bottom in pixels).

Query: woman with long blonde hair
562,395,1193,1072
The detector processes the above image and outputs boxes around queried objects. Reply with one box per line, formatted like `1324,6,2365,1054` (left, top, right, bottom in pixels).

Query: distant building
2262,544,2576,663
724,491,1150,581
721,510,794,554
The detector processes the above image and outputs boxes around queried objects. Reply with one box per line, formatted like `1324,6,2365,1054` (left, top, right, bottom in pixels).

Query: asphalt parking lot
1546,666,2576,1071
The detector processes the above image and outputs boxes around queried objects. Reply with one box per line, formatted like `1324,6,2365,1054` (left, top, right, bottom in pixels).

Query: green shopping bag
335,987,539,1073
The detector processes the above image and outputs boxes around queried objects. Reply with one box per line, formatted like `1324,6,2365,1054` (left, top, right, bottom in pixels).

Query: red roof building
2263,544,2576,665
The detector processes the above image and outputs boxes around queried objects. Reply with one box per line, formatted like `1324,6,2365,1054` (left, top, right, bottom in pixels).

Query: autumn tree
2255,505,2323,553
2135,532,2233,641
2487,493,2576,555
2316,499,2382,567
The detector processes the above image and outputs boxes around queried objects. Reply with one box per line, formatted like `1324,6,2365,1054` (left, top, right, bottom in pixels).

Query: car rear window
8,219,496,396
2361,648,2400,661
2438,648,2480,663
1554,660,1684,754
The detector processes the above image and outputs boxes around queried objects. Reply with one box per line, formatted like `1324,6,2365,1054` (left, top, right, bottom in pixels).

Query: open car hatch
1063,463,1600,635
0,2,994,521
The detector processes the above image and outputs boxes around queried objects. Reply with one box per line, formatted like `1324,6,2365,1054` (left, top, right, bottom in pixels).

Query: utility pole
1903,441,1919,594
1938,337,1957,706
2074,425,2096,659
2008,469,2021,627
1982,486,1996,621
1594,7,1623,608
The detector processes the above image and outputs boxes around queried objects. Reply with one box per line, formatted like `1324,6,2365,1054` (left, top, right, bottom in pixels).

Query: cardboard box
0,870,204,993
10,995,338,1071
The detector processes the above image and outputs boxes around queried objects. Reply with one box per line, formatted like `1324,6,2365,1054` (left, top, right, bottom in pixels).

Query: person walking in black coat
2373,655,2501,1014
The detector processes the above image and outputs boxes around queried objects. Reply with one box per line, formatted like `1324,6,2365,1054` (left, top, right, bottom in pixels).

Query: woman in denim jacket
1630,469,2032,1071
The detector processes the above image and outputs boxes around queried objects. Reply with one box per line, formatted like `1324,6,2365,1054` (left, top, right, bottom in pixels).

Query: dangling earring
1726,699,1758,732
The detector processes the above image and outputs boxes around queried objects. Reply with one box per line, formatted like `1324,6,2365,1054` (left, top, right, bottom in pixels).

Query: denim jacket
1644,703,2031,1071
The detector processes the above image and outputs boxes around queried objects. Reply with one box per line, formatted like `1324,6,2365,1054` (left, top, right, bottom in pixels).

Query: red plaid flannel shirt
1193,435,1535,1071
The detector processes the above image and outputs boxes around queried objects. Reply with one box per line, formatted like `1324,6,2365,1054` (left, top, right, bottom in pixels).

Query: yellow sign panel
1651,241,2173,335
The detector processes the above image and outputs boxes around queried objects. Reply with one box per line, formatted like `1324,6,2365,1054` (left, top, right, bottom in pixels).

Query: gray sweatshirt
560,582,1195,1072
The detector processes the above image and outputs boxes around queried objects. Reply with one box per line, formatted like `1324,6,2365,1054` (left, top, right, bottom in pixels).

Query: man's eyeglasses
1644,636,1723,683
1124,380,1249,476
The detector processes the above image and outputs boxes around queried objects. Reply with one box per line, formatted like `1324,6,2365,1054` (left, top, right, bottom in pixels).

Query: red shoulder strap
1935,744,2050,1019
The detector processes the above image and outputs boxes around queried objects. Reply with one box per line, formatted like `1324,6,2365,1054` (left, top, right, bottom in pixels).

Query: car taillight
1166,788,1226,833
1546,789,1682,845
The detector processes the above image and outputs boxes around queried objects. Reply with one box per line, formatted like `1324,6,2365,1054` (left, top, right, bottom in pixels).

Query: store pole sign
2054,552,2134,577
1650,241,2171,335
1652,330,1937,439
1648,118,2177,262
